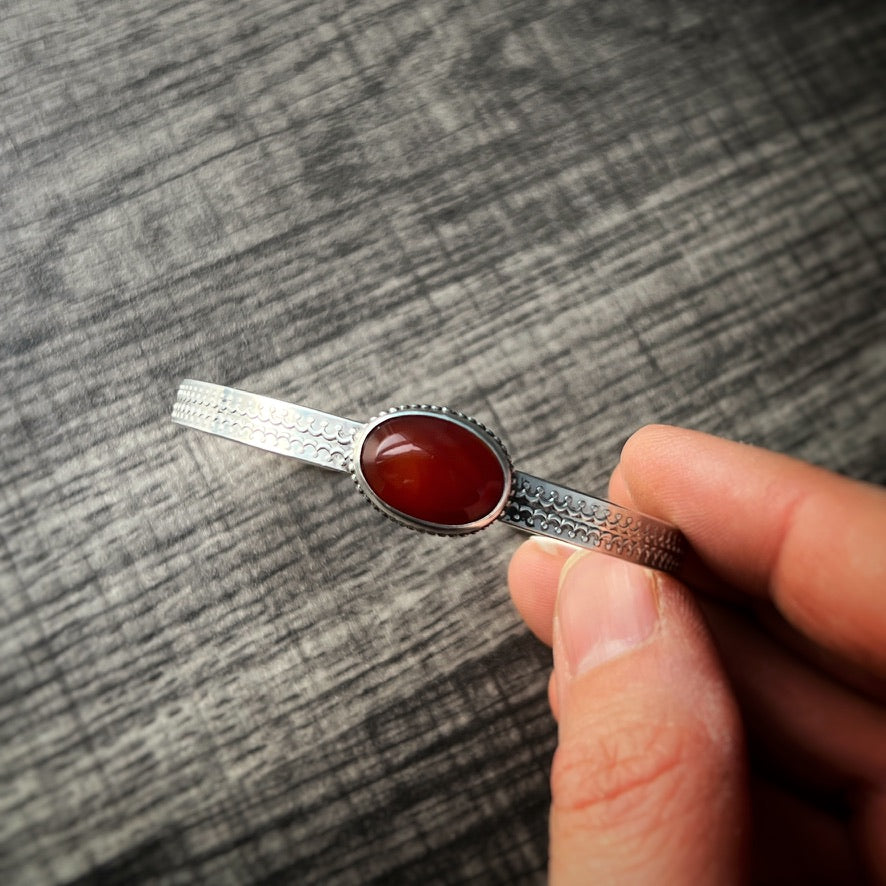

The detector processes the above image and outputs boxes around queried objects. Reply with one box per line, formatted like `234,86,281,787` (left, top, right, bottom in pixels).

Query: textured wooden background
2,1,884,883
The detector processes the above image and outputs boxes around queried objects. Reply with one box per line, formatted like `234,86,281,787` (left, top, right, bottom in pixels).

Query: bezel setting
350,405,514,536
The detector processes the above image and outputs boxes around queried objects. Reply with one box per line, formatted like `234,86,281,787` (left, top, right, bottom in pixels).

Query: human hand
508,426,886,884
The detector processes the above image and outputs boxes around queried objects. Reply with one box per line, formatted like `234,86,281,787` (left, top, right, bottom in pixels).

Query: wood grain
2,1,884,882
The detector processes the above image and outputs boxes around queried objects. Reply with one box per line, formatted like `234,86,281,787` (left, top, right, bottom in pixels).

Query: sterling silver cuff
171,380,686,573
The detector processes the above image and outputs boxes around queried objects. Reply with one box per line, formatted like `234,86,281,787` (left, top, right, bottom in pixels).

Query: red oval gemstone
359,414,507,527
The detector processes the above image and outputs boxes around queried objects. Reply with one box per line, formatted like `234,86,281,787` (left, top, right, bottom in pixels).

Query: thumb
550,552,748,885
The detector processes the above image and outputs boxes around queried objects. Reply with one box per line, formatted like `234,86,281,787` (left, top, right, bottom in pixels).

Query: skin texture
508,426,886,884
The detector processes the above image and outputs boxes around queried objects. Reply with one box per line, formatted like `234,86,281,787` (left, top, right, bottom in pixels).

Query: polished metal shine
172,380,686,572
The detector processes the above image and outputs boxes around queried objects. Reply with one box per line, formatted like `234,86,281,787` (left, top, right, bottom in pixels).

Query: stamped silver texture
501,473,685,573
171,381,687,572
172,380,361,471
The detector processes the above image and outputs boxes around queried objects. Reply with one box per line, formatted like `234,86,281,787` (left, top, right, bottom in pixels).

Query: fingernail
557,553,659,676
525,536,579,557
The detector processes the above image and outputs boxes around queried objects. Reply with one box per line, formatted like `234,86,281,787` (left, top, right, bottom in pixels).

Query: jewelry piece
171,380,686,572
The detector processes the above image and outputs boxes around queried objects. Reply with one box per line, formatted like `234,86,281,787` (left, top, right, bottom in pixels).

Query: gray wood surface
2,1,884,883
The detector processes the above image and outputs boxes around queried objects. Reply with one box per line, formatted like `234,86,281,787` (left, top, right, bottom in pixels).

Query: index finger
617,425,886,675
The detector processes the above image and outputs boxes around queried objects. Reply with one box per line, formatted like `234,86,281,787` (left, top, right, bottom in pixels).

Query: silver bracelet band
172,380,686,573
172,379,361,470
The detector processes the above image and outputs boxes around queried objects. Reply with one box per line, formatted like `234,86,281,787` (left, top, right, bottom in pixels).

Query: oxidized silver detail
501,472,685,572
171,380,361,471
171,381,687,572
